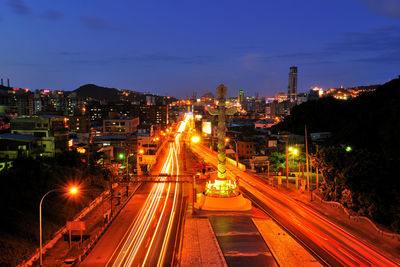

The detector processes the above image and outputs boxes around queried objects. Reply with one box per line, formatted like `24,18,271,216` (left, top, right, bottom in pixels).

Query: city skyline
0,0,399,97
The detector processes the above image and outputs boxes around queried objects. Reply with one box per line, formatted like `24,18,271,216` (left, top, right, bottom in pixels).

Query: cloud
231,45,263,50
79,16,108,30
326,26,400,52
238,51,318,71
68,53,215,65
353,52,400,63
239,53,266,72
359,0,400,18
59,51,83,56
326,26,400,64
134,53,214,64
41,10,63,21
275,52,314,59
7,0,31,16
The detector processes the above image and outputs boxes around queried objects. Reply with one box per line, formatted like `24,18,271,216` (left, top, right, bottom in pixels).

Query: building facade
288,66,298,102
103,117,139,135
10,115,69,157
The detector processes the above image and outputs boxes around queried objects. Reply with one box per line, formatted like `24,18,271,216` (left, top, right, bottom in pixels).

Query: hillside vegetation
0,151,111,266
273,77,400,232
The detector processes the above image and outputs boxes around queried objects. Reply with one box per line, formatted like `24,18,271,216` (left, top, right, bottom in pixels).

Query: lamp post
280,132,290,188
125,152,135,179
39,187,78,266
225,137,239,167
137,148,144,176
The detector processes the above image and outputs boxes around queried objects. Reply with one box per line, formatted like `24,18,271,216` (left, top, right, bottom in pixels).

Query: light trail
190,143,400,266
107,115,189,267
156,137,182,266
109,145,173,266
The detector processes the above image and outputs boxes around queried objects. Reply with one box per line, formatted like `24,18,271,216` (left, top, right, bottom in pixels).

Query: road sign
66,221,85,231
140,155,157,164
66,221,85,246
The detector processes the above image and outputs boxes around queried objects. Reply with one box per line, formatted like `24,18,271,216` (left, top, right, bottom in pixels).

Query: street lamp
280,132,290,188
191,136,200,143
289,146,299,166
39,186,79,266
126,153,134,179
137,148,144,176
225,137,239,167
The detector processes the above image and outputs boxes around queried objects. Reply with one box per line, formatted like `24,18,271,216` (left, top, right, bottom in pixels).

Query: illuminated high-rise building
288,66,297,102
238,89,244,104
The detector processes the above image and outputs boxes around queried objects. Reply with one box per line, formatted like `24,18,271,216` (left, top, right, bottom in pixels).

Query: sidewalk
180,212,227,267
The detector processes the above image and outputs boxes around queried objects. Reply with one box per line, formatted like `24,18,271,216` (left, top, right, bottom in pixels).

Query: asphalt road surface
191,143,399,266
80,118,188,267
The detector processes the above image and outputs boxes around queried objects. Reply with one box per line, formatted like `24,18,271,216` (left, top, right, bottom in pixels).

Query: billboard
140,155,157,165
202,121,211,135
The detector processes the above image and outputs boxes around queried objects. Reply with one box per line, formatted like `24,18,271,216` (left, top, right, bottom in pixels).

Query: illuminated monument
195,85,251,211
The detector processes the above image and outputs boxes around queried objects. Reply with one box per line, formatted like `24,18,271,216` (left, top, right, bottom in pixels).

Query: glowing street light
69,187,78,195
139,149,144,155
191,136,200,143
39,186,79,266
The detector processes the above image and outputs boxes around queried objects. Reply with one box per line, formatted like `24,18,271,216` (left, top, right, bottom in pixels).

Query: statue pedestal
194,173,251,211
194,192,251,211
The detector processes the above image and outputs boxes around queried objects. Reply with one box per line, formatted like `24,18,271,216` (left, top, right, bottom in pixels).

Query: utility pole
126,150,129,179
192,175,196,214
235,141,239,167
110,181,113,217
316,144,319,189
305,125,310,192
286,137,289,188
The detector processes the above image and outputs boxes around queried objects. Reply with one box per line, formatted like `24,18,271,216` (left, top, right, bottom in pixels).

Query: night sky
1,0,399,97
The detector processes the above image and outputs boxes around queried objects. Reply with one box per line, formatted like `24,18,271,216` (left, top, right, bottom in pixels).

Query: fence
313,194,400,240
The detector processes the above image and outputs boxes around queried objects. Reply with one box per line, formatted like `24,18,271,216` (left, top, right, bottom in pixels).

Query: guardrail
313,193,400,240
74,183,142,265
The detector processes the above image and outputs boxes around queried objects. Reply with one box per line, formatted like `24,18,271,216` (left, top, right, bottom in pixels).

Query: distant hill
73,84,120,101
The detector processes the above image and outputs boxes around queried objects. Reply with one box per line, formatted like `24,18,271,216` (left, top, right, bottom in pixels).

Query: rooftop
0,133,39,142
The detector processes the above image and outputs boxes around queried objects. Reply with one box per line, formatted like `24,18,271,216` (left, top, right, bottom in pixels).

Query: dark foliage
0,151,109,265
275,77,400,232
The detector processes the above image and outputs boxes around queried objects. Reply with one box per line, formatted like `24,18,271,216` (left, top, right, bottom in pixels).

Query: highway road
80,118,188,267
190,143,400,266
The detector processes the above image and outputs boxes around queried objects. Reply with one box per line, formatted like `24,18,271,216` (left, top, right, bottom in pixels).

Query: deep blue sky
1,0,399,97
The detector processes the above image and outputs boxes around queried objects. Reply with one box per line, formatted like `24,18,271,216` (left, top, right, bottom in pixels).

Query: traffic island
194,174,251,211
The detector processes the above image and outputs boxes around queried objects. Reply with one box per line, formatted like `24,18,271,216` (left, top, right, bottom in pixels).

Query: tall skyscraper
238,89,247,110
288,66,297,102
238,89,244,104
